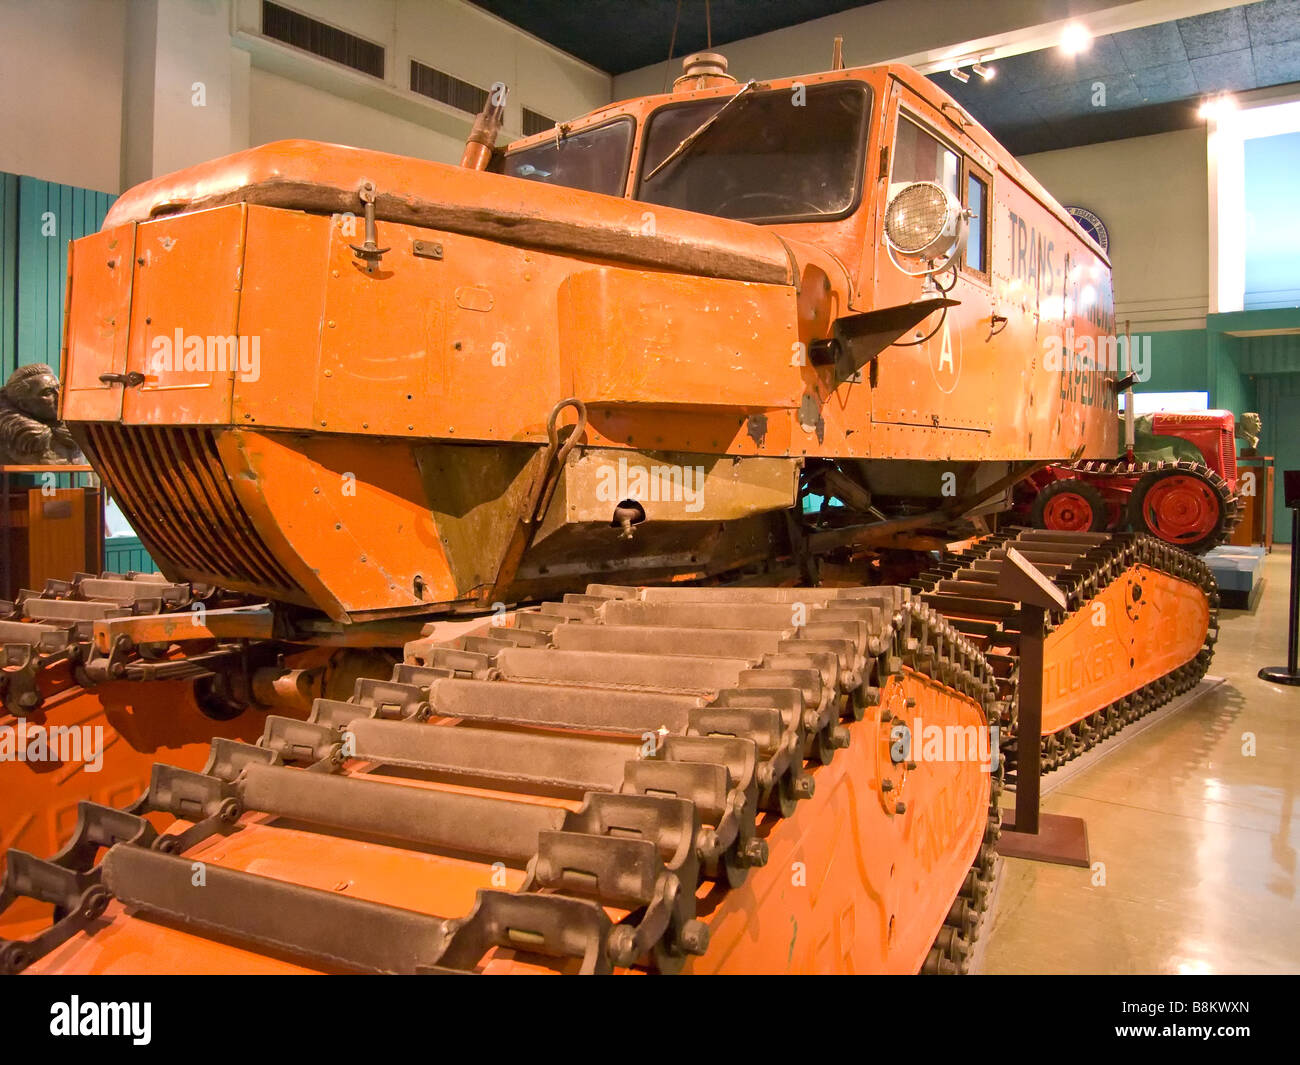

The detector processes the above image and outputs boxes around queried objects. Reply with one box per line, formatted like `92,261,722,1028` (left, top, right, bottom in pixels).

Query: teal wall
1,170,124,570
1256,374,1300,544
0,174,18,376
1139,329,1252,412
0,171,115,382
1138,311,1300,544
105,535,157,575
1142,330,1209,394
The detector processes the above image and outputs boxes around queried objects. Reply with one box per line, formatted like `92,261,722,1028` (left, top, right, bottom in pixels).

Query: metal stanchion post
1259,470,1300,687
994,546,1090,867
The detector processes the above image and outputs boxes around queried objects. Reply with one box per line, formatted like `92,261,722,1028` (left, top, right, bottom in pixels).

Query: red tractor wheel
1127,468,1226,554
1030,479,1109,533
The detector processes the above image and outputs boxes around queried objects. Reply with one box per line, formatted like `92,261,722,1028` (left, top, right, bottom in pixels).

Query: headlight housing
884,181,966,261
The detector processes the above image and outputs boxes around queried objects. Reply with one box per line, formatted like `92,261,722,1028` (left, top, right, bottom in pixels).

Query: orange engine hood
103,139,796,287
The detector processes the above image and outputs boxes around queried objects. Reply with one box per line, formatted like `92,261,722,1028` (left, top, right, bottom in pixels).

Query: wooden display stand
1,465,103,602
1231,455,1275,551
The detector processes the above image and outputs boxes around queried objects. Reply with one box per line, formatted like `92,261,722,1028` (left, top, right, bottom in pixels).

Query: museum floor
980,546,1300,974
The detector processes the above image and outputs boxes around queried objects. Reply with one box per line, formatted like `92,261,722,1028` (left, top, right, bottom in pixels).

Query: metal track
1,534,1218,974
1064,457,1243,553
0,570,211,716
1,582,1004,976
913,529,1219,779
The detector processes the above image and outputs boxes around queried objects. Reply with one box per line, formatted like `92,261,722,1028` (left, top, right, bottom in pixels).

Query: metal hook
349,181,390,273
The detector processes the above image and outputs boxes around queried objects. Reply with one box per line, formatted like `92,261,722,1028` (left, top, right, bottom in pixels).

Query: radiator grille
1220,431,1237,484
83,425,301,597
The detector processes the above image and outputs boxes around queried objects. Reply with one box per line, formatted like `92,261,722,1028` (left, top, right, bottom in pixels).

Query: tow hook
611,501,645,540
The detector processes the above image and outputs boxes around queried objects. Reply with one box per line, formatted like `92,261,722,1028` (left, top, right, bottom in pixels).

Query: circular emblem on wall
1065,206,1109,253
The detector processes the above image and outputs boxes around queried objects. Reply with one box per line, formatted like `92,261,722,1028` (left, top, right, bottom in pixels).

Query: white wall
249,68,467,164
1018,128,1209,333
0,0,127,193
0,0,611,194
153,0,249,178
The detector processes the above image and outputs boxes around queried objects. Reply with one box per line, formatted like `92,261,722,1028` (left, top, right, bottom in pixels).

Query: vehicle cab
497,53,1115,454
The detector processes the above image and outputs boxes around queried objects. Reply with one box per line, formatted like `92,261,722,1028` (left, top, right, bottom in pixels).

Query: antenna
663,0,683,93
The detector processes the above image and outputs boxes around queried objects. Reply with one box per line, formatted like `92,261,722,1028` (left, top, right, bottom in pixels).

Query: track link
0,570,213,716
0,582,1002,976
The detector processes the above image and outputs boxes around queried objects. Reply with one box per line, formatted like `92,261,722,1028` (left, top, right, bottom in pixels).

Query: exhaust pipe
461,84,508,171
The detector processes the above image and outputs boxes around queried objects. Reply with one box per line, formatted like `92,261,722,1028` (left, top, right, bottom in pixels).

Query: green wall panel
1138,330,1209,395
104,536,157,575
1208,333,1251,416
1257,374,1300,545
1235,333,1300,376
13,175,116,380
0,173,18,379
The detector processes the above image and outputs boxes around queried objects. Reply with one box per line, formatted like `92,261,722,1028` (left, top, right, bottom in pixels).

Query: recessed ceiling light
949,66,970,83
1198,94,1237,120
1061,23,1092,55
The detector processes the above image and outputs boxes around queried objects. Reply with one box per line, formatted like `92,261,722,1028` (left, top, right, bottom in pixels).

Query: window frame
501,115,638,199
962,160,993,283
633,81,873,225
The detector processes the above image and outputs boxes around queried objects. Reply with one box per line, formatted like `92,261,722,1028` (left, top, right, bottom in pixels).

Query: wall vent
410,60,489,114
261,2,385,79
522,108,556,137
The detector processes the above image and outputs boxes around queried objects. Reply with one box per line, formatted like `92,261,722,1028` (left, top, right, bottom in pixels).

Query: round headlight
884,182,957,257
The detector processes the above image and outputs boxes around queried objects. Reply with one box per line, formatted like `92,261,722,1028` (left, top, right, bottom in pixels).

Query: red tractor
1022,410,1245,554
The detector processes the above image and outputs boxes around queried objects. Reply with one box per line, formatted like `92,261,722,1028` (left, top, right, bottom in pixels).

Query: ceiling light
1198,94,1238,121
972,62,995,80
949,66,970,83
1061,23,1092,55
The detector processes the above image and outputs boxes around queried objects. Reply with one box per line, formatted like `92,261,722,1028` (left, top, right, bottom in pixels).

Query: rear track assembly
915,529,1218,778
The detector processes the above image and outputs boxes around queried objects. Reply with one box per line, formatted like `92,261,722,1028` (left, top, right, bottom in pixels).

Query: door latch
99,371,146,387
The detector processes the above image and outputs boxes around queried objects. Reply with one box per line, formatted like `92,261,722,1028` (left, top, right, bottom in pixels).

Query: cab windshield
636,82,871,223
502,117,635,198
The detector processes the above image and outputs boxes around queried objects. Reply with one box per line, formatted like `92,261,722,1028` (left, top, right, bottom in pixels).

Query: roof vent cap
674,52,737,91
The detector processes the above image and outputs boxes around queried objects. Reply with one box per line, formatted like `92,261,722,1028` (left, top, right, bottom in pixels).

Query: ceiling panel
1177,6,1252,57
473,0,1300,155
935,1,1300,154
469,0,884,75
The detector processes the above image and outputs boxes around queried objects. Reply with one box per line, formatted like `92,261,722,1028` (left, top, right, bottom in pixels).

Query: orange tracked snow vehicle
0,53,1217,975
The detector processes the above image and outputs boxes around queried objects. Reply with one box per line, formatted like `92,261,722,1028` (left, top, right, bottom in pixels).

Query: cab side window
892,116,959,199
966,170,989,275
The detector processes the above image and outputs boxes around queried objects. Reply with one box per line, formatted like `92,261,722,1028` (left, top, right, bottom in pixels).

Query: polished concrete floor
980,547,1300,974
